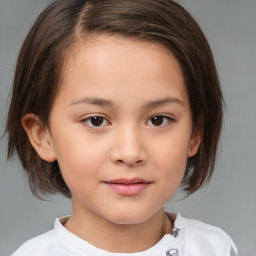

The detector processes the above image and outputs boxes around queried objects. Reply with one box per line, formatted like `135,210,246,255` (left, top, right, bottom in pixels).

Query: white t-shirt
11,213,238,256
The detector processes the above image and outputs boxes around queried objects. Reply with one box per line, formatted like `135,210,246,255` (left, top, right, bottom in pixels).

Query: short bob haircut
7,0,223,198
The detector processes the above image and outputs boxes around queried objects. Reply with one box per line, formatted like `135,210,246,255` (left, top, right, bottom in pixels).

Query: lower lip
105,183,150,196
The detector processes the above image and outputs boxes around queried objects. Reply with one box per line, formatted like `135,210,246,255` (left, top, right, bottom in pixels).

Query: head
7,0,223,199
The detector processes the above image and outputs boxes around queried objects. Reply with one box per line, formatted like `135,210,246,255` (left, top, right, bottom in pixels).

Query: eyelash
81,114,174,128
81,115,110,128
146,115,174,127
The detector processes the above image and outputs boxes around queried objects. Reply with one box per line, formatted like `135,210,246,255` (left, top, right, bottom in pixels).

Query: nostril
136,159,144,165
115,159,144,167
116,159,124,165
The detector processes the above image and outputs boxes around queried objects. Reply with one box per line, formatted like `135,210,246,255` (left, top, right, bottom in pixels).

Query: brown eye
151,116,164,126
146,115,173,127
90,116,104,126
82,116,109,127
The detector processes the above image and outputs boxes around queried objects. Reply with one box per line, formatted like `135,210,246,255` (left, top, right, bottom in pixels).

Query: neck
64,203,173,253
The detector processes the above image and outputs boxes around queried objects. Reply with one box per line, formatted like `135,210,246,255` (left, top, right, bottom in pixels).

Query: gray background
0,0,255,255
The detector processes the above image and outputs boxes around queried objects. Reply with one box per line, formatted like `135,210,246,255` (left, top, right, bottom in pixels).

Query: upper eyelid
81,114,110,120
146,114,175,126
80,113,174,119
147,113,175,120
80,113,175,120
80,114,111,127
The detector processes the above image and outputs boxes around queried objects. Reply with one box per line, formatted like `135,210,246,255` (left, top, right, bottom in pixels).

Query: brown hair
6,0,223,198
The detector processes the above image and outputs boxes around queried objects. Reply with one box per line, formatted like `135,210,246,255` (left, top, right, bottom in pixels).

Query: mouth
103,178,152,196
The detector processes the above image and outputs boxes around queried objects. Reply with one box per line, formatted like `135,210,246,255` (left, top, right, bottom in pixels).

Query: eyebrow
143,97,184,109
71,97,114,107
71,96,184,108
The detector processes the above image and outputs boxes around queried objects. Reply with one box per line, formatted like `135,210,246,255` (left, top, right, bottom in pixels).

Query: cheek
51,127,110,187
150,133,190,181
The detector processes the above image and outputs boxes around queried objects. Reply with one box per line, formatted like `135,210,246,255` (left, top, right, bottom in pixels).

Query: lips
104,178,152,196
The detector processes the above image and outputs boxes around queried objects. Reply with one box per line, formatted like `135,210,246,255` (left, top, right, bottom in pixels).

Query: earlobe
22,113,56,162
187,126,202,158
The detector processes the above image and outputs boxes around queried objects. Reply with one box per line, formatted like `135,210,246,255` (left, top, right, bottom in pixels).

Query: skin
22,35,201,253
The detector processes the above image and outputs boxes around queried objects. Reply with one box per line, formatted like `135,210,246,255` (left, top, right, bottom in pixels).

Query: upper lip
105,178,151,184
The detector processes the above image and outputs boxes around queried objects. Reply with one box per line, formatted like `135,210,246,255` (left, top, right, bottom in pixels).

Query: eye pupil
91,116,103,126
151,116,163,126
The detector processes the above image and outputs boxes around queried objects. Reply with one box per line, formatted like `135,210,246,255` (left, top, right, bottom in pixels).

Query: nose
110,125,147,167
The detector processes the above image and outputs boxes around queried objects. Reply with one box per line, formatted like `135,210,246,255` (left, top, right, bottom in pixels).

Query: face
45,35,200,225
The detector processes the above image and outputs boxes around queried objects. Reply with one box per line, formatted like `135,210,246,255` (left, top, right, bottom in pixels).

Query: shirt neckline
54,212,185,256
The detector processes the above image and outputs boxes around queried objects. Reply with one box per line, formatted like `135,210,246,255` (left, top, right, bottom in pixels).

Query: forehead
65,35,180,73
57,34,188,107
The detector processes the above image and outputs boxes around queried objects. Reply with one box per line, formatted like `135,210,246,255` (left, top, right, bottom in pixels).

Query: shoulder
11,230,56,256
177,214,238,255
182,215,234,241
10,216,72,256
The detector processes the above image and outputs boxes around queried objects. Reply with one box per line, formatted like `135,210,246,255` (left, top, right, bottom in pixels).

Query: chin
103,208,158,226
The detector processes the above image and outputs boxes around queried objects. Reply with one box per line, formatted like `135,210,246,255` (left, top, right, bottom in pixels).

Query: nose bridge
111,122,146,166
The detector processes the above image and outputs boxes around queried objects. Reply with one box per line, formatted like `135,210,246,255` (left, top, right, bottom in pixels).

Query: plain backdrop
0,0,255,255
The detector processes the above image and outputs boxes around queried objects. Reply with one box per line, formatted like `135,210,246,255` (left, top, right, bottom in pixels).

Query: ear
22,113,56,162
187,125,202,158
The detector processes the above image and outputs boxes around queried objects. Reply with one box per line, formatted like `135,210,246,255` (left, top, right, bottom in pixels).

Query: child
6,0,238,255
